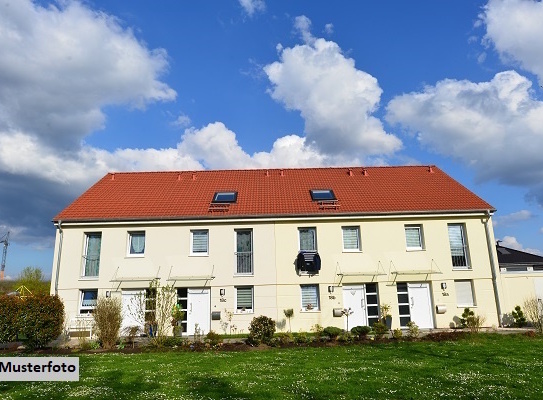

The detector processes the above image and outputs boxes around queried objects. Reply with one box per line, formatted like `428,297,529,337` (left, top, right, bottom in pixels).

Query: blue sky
1,0,542,280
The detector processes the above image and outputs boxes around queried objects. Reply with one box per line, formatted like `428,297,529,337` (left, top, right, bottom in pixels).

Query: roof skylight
212,191,238,203
310,189,336,201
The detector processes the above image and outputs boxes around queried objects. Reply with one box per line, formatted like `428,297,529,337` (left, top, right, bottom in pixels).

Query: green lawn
1,333,542,399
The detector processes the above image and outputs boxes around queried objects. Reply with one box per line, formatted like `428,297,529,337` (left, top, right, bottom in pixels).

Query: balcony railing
82,255,100,277
450,246,469,268
236,251,253,274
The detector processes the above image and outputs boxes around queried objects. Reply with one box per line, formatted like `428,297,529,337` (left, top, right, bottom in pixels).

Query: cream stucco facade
51,210,502,335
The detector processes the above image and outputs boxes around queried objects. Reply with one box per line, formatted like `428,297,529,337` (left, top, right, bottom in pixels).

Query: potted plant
171,304,185,336
380,303,392,329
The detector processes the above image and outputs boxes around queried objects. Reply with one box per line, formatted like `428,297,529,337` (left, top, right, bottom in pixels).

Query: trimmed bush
18,295,64,349
371,321,389,339
323,326,343,340
247,315,276,345
93,297,123,350
351,325,371,339
205,330,223,347
0,295,21,343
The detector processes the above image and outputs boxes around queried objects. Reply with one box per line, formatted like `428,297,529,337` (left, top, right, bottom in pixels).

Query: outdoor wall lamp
441,282,447,290
220,289,225,296
328,286,334,293
106,291,111,298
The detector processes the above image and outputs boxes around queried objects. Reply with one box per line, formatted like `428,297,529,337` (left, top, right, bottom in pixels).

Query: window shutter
455,280,475,306
192,231,208,253
405,227,422,249
237,287,253,309
342,227,360,250
301,285,319,309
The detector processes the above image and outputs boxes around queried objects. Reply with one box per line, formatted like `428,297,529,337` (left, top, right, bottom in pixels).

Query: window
396,283,411,327
299,227,317,251
190,230,209,256
455,280,475,307
145,287,157,323
342,226,360,251
82,232,101,277
301,285,320,311
212,191,237,203
235,229,253,274
405,225,423,251
79,289,98,314
236,286,254,313
128,231,145,256
448,224,469,268
310,189,336,201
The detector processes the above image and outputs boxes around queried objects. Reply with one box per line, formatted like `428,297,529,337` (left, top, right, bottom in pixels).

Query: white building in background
51,166,503,335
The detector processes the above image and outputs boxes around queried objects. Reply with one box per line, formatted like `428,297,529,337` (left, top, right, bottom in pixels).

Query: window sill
457,305,477,308
189,253,209,257
452,267,472,271
234,273,254,277
79,276,99,281
300,309,320,313
406,248,424,252
342,249,361,253
234,310,254,315
126,254,145,258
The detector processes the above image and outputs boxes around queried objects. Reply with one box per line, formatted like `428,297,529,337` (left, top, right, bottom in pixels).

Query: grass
1,333,542,399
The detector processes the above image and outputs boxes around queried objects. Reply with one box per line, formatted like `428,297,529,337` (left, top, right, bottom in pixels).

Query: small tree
511,305,527,328
93,297,122,349
283,308,294,332
460,308,486,333
247,315,276,345
13,267,50,296
523,297,543,334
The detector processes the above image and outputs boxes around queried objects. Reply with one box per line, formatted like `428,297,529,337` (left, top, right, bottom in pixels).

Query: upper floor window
128,231,145,256
405,225,424,251
79,289,98,314
190,230,209,256
235,229,253,275
299,227,317,251
342,226,360,251
83,232,101,277
448,224,470,268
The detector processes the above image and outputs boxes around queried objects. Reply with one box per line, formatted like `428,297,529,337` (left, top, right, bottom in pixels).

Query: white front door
534,278,543,302
121,289,145,333
343,285,367,330
342,283,380,330
187,288,210,335
408,283,434,329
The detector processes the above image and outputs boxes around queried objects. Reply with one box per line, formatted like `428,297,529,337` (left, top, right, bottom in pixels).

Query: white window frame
299,227,317,251
300,284,320,311
405,225,424,251
235,229,253,275
190,229,209,256
82,232,101,277
448,224,470,269
79,289,98,314
455,280,476,307
235,286,254,313
342,226,361,252
127,231,145,257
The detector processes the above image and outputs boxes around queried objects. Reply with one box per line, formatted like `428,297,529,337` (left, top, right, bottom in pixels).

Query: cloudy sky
1,0,542,279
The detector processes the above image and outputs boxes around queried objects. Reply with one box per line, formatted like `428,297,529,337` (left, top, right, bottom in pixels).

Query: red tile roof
53,166,495,222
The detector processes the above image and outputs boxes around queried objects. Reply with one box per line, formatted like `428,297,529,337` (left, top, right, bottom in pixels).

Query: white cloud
386,70,543,205
172,113,192,129
265,17,402,159
0,0,176,151
239,0,266,17
493,210,533,227
482,0,543,83
324,23,334,35
499,236,542,255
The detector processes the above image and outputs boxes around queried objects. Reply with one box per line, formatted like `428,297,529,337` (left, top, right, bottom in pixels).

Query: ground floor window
79,289,98,314
455,280,475,307
176,288,188,334
365,283,380,326
397,283,411,327
301,284,320,311
236,286,254,313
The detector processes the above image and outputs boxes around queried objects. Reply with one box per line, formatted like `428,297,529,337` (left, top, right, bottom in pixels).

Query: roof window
212,191,238,203
310,189,336,201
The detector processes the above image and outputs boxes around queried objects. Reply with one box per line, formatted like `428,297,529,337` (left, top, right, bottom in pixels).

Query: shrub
392,328,403,340
294,331,311,345
460,308,486,333
0,295,21,343
512,305,527,328
18,295,64,350
371,321,389,339
93,297,122,350
310,324,324,340
276,332,294,344
323,326,343,340
247,315,276,345
406,321,420,339
205,330,223,347
337,332,355,343
351,325,371,339
523,297,543,334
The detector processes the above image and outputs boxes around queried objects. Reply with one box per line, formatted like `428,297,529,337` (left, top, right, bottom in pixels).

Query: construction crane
0,232,9,281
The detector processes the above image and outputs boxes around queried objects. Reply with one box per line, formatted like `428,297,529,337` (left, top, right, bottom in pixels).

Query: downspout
53,220,63,296
483,210,502,327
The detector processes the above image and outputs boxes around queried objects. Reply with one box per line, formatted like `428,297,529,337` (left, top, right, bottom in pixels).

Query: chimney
111,173,115,181
280,169,284,177
428,166,434,173
362,168,368,176
192,172,196,181
348,168,353,176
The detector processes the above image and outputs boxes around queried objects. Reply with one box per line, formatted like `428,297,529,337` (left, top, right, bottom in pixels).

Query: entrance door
187,288,210,335
534,278,543,302
408,283,434,329
342,284,380,330
121,289,145,332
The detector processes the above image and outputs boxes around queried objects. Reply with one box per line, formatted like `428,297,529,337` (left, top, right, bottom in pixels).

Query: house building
495,244,543,320
51,166,502,335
